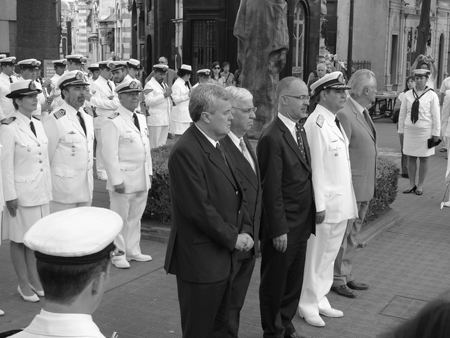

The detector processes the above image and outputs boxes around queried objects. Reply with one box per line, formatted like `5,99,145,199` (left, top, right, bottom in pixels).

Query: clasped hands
235,233,254,252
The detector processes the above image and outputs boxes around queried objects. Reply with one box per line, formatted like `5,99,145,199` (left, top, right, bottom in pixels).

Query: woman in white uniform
170,64,192,142
398,69,441,195
0,80,52,302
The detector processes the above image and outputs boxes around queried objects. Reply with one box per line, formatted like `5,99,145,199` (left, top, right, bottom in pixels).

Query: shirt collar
228,131,241,149
195,123,218,147
348,96,365,114
278,112,297,132
23,309,104,337
117,104,134,118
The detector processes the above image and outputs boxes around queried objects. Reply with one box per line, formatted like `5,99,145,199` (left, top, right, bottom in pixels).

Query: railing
334,60,372,74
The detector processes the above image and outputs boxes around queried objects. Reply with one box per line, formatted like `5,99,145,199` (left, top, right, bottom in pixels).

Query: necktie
362,109,374,133
29,121,37,137
77,112,87,135
185,81,190,89
239,138,256,173
335,116,341,131
216,143,227,164
107,80,112,92
295,123,308,164
410,89,428,124
133,113,141,131
9,76,13,84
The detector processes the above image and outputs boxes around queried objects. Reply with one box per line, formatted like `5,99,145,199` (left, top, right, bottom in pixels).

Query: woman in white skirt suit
0,80,52,302
398,69,441,195
170,64,192,142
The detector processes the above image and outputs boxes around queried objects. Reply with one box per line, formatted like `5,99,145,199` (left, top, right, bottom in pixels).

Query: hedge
144,144,399,226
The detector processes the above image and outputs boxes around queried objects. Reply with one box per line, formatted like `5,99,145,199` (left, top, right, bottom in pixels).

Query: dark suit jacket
337,98,377,202
221,134,262,258
257,117,315,244
164,124,253,283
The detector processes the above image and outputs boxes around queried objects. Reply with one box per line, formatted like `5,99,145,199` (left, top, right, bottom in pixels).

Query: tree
414,0,431,60
16,0,59,62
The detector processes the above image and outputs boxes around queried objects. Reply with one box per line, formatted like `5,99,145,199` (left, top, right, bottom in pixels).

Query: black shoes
331,285,357,298
347,280,369,290
403,186,417,194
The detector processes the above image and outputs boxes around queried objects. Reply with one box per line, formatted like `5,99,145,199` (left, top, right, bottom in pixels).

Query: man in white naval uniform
43,71,95,214
0,57,18,119
144,64,172,148
101,79,153,269
127,59,142,82
298,72,358,327
90,61,120,180
110,61,133,85
49,59,67,110
11,207,123,338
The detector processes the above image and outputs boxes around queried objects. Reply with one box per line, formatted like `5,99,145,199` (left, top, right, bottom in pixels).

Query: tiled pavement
1,118,449,337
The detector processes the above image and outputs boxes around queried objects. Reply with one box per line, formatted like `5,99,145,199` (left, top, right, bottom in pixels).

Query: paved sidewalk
1,118,449,337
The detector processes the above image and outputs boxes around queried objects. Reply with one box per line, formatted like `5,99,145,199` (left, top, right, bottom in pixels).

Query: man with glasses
298,72,358,327
220,87,261,338
257,77,315,338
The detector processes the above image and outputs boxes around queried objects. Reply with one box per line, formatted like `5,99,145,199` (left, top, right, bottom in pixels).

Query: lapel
67,109,86,138
121,109,140,134
347,99,376,141
151,77,165,93
222,135,258,190
16,113,38,143
244,135,261,183
275,117,312,173
191,125,238,190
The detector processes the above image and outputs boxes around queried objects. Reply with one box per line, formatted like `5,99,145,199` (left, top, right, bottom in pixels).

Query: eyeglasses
232,106,257,114
283,94,310,101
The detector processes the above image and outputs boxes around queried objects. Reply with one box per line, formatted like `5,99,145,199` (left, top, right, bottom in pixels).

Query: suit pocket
54,168,76,178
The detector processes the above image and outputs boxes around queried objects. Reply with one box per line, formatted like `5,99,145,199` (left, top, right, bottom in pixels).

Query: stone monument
234,0,289,136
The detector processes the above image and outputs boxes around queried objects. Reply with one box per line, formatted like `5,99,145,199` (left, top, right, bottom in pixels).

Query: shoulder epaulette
1,117,16,125
316,115,325,128
108,112,120,119
53,109,66,119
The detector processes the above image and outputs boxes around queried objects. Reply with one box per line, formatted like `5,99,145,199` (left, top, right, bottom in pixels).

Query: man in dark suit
332,69,377,298
164,84,254,338
257,77,315,338
220,87,262,338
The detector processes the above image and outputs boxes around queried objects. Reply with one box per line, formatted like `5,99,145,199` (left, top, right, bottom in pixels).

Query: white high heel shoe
30,284,45,297
18,285,39,303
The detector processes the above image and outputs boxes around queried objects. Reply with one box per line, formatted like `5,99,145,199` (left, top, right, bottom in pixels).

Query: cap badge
30,61,37,66
75,72,83,80
129,81,138,89
338,73,345,84
29,81,37,91
108,62,115,70
11,57,16,64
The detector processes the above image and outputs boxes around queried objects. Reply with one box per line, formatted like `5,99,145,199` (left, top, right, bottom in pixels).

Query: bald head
277,77,309,121
316,63,327,78
276,77,307,99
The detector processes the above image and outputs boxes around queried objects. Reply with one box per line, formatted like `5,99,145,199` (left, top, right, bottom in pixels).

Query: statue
234,0,289,136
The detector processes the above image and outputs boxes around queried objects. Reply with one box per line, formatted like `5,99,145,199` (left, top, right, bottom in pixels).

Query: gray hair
225,86,253,106
348,69,376,97
189,84,230,122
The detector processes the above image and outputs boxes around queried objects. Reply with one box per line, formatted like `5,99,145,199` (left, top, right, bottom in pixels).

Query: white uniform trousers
109,190,148,258
149,126,169,149
298,220,347,318
94,128,107,178
50,201,92,214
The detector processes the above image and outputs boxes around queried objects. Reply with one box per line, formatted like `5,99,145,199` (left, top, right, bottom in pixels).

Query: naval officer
0,56,18,119
90,61,120,180
43,71,94,214
298,72,358,327
101,79,153,269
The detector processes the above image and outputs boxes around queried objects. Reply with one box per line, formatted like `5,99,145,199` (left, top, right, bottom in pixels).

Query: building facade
0,0,17,56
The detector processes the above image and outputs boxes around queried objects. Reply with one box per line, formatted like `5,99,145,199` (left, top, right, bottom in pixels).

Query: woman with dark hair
398,69,441,195
393,76,415,178
211,61,224,86
220,61,234,87
170,64,193,141
0,80,52,303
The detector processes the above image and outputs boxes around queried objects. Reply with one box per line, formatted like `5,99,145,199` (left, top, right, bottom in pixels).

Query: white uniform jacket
0,112,52,206
43,101,94,204
0,72,17,118
50,73,65,109
171,77,192,123
90,76,120,129
101,105,152,193
11,309,105,338
304,105,358,223
144,77,171,126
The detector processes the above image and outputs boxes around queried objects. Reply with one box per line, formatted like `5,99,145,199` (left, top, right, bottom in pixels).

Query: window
292,1,305,78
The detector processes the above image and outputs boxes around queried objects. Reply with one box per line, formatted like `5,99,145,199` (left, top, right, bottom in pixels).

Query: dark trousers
227,256,257,338
177,275,232,338
259,240,308,338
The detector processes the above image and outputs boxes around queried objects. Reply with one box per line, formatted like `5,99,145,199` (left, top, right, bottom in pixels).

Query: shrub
364,157,399,224
144,148,399,226
144,144,173,223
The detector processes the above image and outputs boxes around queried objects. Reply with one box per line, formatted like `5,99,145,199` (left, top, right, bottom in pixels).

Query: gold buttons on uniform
40,168,43,171
72,149,76,152
39,160,42,163
27,148,31,152
37,144,40,147
335,153,338,156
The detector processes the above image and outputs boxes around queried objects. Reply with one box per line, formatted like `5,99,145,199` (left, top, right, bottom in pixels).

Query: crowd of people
0,50,449,338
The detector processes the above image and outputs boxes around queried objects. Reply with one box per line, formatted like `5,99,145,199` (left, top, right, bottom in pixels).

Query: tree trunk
414,0,431,60
16,0,59,62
